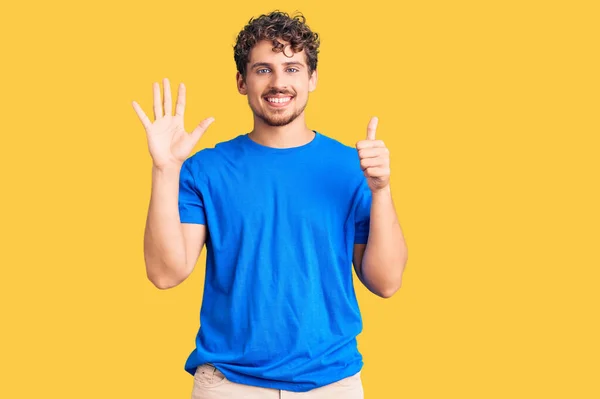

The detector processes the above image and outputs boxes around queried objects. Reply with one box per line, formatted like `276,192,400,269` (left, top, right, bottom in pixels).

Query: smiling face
237,39,318,127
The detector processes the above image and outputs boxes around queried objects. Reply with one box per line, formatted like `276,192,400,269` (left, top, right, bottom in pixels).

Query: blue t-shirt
178,131,372,392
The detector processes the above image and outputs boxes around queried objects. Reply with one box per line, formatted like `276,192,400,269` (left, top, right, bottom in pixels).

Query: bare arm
353,117,408,298
132,77,214,289
143,164,207,289
353,187,407,298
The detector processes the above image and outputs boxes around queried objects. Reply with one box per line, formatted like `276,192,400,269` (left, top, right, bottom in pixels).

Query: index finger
367,116,378,140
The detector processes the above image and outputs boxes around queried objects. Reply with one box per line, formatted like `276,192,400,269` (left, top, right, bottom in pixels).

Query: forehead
248,39,307,66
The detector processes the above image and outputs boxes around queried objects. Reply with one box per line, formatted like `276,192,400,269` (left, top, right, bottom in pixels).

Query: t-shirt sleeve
354,177,372,244
178,157,207,225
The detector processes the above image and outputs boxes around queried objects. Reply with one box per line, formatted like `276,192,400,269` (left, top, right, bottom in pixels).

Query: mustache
263,89,295,97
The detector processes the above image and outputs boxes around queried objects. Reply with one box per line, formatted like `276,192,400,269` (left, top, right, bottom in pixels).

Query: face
237,39,317,127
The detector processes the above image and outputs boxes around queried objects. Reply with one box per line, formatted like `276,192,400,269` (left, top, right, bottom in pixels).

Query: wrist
153,162,182,173
371,185,391,197
152,163,182,180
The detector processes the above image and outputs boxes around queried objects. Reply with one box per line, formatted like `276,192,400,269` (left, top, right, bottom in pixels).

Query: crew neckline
241,130,321,154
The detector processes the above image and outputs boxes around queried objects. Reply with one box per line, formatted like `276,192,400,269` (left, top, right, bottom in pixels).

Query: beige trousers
191,363,364,398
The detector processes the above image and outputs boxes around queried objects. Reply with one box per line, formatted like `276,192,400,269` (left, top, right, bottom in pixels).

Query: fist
356,116,391,192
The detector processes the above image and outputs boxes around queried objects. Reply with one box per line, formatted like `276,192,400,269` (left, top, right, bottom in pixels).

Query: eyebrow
250,61,305,70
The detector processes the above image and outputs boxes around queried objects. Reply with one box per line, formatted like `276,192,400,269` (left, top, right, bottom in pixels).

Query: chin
255,108,299,127
263,116,297,127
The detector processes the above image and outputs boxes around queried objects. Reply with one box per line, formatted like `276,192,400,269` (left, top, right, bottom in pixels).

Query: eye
257,68,270,74
287,68,299,73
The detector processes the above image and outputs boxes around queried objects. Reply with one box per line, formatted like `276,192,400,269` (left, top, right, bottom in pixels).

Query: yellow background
1,0,598,397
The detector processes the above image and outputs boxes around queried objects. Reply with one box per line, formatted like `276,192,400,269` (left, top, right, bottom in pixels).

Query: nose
270,69,288,92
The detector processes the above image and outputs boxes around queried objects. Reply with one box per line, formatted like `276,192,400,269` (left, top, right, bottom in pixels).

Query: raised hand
132,78,214,169
356,117,391,192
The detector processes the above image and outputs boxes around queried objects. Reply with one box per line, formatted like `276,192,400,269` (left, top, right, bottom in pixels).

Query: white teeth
267,97,291,103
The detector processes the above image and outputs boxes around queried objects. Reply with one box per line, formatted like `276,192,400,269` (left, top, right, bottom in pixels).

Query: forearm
361,186,408,297
144,164,188,288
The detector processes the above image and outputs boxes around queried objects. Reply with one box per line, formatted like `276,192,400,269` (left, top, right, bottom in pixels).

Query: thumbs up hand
356,117,391,192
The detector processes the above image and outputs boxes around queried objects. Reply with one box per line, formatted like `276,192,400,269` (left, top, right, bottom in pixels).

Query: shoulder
316,132,357,154
184,134,246,167
315,131,363,174
181,134,246,185
312,132,367,198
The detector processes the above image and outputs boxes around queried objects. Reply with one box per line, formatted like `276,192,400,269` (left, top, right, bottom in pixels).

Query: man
133,10,407,399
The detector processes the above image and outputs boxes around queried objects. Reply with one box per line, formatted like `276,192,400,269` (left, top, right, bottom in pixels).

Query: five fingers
132,78,188,130
134,82,383,160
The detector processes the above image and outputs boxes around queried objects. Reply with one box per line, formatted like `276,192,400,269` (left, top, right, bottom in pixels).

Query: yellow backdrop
1,0,598,398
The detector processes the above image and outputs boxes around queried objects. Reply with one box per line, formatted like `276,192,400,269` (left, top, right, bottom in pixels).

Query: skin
133,38,407,297
354,118,407,298
236,39,317,148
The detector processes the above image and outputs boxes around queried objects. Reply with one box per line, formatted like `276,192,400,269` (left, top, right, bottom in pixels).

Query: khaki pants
191,363,364,398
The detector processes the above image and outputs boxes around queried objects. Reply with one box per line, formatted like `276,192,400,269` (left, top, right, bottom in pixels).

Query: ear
308,69,318,93
236,71,247,95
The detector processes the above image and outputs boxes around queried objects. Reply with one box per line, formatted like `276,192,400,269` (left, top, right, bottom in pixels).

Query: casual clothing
191,363,364,398
178,131,372,392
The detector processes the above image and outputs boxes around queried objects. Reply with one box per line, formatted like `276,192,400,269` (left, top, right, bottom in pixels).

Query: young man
133,11,407,399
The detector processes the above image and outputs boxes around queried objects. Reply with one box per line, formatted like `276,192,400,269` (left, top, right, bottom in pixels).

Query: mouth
263,95,294,108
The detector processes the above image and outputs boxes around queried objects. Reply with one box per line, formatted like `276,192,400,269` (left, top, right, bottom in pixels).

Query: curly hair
233,11,320,79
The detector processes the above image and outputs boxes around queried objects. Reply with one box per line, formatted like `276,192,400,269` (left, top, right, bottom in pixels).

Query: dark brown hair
233,11,320,79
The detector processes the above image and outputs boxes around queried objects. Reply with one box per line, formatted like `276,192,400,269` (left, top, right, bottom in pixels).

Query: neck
248,113,315,148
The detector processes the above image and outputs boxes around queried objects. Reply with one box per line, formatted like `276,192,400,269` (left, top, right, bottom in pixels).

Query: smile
264,96,293,108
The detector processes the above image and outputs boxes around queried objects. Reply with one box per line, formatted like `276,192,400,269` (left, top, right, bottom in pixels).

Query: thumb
367,116,378,140
190,117,215,144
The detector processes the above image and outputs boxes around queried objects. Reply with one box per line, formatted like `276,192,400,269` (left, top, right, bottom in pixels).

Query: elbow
151,277,178,290
381,255,408,298
378,262,406,299
362,258,406,299
377,259,407,299
378,281,402,299
144,250,190,289
146,268,184,290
